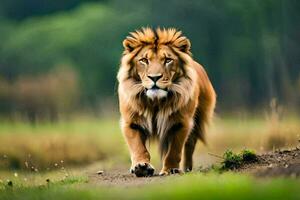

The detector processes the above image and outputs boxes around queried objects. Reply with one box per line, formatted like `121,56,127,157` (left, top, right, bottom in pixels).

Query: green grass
221,149,258,170
240,149,258,162
0,118,120,135
0,118,128,170
0,173,299,200
0,115,299,170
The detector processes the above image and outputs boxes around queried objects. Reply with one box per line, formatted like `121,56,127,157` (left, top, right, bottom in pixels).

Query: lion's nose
147,74,163,83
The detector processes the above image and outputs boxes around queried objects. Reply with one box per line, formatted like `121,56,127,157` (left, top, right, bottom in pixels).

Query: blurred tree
0,0,107,20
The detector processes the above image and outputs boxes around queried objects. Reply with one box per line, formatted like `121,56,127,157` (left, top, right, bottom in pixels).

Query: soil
236,147,300,178
89,169,166,187
89,147,300,186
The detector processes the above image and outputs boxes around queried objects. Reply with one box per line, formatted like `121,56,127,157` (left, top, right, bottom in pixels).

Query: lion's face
118,28,195,106
132,45,183,100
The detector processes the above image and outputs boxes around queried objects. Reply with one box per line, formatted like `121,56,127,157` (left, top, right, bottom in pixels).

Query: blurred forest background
0,0,299,122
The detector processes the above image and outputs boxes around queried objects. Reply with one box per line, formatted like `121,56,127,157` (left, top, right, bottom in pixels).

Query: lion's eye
139,58,148,65
165,58,173,65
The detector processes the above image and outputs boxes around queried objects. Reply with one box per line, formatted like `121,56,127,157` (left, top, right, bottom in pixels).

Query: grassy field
0,118,128,170
1,173,300,200
0,113,299,199
1,113,299,170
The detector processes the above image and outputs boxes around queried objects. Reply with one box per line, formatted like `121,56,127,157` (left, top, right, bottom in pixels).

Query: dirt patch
236,147,300,178
88,168,166,187
87,147,300,187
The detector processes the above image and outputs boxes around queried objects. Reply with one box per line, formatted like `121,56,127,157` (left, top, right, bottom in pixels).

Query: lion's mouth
145,86,168,100
148,85,167,91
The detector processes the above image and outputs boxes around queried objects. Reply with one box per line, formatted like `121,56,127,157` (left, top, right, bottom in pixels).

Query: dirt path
89,169,166,187
237,147,300,178
88,147,300,186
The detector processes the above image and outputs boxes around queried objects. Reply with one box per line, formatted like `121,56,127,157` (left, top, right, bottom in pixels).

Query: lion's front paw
159,168,182,176
130,163,155,177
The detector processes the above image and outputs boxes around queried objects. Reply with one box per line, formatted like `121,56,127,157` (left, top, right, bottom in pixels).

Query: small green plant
221,149,258,170
240,149,258,163
221,150,242,170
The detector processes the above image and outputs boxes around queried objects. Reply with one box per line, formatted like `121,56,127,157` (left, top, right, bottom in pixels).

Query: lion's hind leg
183,130,198,172
183,107,207,172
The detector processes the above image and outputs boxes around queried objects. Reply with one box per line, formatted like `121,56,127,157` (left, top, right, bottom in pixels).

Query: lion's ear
123,37,138,53
174,37,191,54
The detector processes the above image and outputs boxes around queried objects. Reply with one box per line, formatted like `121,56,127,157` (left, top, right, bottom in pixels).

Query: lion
117,27,216,177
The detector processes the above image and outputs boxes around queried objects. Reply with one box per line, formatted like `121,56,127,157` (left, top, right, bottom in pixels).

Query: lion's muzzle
145,73,168,100
146,86,168,100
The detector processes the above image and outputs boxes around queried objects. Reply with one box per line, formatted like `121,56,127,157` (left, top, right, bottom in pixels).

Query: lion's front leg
159,122,191,176
122,124,154,177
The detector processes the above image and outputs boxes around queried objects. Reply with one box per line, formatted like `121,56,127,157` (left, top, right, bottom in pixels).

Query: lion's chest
138,108,174,137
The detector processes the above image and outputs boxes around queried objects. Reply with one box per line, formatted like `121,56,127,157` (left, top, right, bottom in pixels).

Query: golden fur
117,27,216,176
